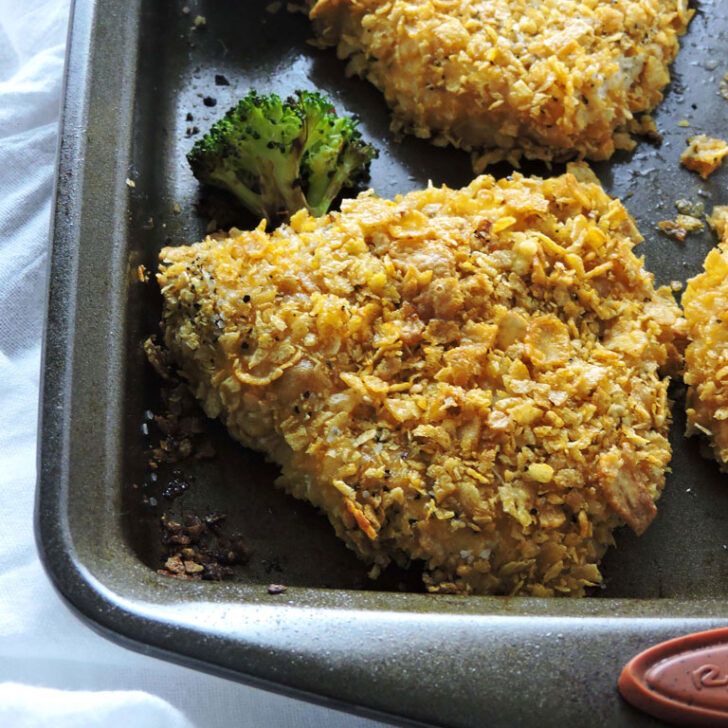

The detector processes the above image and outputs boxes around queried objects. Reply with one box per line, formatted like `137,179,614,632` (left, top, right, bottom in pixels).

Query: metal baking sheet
37,1,728,726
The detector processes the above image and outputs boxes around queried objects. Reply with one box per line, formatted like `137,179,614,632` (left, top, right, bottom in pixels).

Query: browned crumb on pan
145,381,216,466
159,512,252,581
157,164,684,597
682,228,728,469
680,135,728,179
307,0,692,168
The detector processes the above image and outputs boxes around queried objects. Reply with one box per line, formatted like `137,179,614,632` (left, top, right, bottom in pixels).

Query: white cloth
0,684,195,728
0,2,386,726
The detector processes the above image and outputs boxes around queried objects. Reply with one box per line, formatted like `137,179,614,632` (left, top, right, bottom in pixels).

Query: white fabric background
0,1,389,725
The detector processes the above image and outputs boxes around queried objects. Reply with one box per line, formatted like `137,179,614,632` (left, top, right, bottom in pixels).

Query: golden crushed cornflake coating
683,228,728,468
157,164,683,597
680,135,728,179
308,0,692,168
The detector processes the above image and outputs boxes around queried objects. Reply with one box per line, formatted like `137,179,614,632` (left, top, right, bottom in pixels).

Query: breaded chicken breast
683,225,728,468
157,165,683,596
308,0,692,168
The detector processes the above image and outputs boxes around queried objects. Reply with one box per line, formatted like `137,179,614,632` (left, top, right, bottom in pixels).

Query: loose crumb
680,135,728,179
267,584,287,595
136,264,148,283
158,513,252,581
658,215,704,241
142,375,217,464
678,119,691,128
675,199,704,218
125,178,136,188
193,15,206,29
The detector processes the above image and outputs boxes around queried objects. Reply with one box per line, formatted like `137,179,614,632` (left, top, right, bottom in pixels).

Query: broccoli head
187,89,378,224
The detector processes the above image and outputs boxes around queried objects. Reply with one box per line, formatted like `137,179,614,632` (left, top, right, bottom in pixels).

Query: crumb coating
157,164,683,596
309,0,692,168
683,226,728,467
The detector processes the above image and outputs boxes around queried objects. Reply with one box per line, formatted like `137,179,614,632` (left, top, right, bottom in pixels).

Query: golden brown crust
308,0,692,168
597,446,658,536
683,231,728,467
157,165,682,596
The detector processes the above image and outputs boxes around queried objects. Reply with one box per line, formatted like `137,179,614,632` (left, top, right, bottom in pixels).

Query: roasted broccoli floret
187,89,378,223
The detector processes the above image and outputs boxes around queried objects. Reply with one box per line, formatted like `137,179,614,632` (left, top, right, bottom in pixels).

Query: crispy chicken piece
683,228,728,468
308,0,692,168
157,164,683,596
